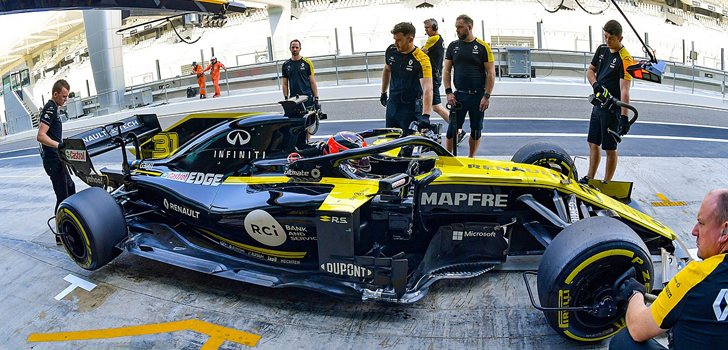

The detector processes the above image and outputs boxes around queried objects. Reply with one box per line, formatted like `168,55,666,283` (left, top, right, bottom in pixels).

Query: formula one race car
55,97,687,342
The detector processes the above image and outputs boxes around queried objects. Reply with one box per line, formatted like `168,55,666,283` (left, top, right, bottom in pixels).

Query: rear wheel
511,142,578,180
56,187,127,270
537,217,653,342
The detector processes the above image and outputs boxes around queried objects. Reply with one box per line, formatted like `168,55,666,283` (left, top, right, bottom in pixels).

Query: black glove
613,267,646,302
618,115,630,136
380,92,388,107
56,141,66,158
418,113,431,125
592,81,603,94
314,96,321,111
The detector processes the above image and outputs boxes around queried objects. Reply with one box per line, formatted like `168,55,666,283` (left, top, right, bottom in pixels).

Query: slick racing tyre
56,187,127,270
511,142,578,181
537,217,653,342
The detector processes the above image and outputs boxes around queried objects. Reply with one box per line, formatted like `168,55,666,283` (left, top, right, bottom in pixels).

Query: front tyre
56,187,127,270
537,217,653,342
511,142,578,181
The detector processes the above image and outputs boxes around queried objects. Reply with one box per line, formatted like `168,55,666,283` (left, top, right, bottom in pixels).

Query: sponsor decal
713,289,728,321
319,215,348,224
244,209,287,246
287,152,302,163
226,130,251,146
213,149,266,160
452,229,497,241
85,174,106,187
284,168,321,178
138,161,154,169
82,120,140,144
285,224,316,241
163,198,199,218
162,172,223,186
320,262,373,278
64,149,87,162
421,192,508,207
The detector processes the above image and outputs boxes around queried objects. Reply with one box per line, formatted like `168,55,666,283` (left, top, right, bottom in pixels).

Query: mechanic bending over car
282,39,320,110
582,20,634,184
380,22,434,138
36,79,76,245
443,14,496,158
422,18,465,145
609,189,728,350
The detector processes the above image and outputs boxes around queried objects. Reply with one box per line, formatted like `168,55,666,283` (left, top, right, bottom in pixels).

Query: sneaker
456,130,467,145
578,176,591,185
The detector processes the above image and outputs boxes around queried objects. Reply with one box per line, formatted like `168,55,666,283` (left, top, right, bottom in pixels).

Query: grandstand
2,0,727,108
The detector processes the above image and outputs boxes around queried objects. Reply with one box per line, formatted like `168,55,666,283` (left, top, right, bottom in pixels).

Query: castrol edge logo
64,149,87,162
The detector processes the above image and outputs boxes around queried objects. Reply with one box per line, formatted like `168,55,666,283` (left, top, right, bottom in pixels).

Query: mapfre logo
226,130,251,146
244,209,287,246
64,149,87,162
713,289,728,321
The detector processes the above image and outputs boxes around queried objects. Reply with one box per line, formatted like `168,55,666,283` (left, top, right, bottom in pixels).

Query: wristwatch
484,92,491,99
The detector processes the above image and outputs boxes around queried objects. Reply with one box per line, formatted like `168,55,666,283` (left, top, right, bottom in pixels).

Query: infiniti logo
227,130,251,146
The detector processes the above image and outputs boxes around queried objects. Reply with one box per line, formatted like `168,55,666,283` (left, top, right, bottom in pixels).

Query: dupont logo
320,262,373,278
64,149,87,162
319,215,348,224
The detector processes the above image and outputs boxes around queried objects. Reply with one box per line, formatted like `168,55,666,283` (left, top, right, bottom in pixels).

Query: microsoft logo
452,230,463,241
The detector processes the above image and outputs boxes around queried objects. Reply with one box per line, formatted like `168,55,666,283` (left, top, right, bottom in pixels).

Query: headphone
429,18,438,31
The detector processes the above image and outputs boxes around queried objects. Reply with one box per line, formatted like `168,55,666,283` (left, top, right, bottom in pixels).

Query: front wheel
56,187,127,270
511,142,578,181
537,216,653,342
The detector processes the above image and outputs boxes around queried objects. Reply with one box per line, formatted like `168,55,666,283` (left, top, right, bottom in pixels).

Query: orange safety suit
204,61,226,97
193,64,206,97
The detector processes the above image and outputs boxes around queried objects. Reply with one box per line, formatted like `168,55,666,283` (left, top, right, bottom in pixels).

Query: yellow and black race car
54,97,686,343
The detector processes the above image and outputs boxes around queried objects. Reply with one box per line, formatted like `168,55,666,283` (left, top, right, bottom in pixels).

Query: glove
613,267,646,302
618,115,630,136
56,141,66,157
314,96,321,111
380,92,388,107
592,81,603,94
418,113,431,125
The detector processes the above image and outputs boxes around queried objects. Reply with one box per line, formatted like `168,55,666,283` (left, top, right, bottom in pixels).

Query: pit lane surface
0,97,726,349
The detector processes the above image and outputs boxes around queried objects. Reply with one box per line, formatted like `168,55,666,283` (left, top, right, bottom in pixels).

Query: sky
0,12,59,59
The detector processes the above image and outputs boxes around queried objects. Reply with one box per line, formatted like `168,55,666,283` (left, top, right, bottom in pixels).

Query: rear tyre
56,187,127,270
537,217,653,342
511,142,578,180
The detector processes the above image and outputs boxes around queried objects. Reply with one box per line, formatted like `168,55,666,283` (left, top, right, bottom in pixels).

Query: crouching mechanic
609,189,728,350
583,19,634,183
443,14,496,158
380,22,433,137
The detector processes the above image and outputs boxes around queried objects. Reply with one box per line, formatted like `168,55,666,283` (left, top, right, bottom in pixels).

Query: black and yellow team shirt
282,57,315,97
591,44,634,99
445,38,494,91
385,44,432,103
422,34,444,82
651,253,728,349
39,100,62,160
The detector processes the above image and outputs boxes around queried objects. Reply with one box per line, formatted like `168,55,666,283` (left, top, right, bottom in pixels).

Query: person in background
192,61,206,99
36,79,76,245
282,39,319,110
204,56,226,98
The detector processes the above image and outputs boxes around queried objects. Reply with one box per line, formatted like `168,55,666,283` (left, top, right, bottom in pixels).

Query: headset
429,18,438,31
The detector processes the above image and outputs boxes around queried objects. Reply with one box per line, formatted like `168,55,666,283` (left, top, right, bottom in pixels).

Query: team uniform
422,34,444,105
588,44,634,151
39,100,76,211
384,44,432,132
282,57,315,108
610,253,728,349
445,38,494,135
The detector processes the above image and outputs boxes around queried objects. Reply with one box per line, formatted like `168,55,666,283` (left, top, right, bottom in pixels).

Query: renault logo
713,289,728,321
227,130,251,146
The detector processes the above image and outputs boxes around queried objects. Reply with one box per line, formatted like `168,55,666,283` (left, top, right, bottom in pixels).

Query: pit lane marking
651,193,687,207
27,319,261,349
54,274,96,300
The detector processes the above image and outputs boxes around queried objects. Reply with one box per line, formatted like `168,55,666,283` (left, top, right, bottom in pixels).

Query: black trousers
43,157,76,213
609,328,667,350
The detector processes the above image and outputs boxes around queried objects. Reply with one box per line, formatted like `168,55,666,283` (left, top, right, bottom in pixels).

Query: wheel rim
60,219,88,262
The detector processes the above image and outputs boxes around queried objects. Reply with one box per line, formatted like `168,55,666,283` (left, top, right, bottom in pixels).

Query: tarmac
0,77,726,349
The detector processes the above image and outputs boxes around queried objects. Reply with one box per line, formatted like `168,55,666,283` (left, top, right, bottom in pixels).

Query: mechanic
422,18,465,145
203,56,226,98
581,20,634,184
36,79,76,244
282,39,320,110
192,61,206,99
609,188,728,350
443,14,496,158
380,22,433,136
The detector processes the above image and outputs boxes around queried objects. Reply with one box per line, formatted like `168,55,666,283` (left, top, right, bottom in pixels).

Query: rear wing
60,114,161,188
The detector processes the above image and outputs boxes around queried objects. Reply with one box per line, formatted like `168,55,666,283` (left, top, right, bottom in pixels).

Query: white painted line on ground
54,274,97,301
0,147,37,155
0,154,39,160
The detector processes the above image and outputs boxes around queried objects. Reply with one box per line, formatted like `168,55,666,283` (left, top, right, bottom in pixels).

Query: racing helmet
325,131,370,171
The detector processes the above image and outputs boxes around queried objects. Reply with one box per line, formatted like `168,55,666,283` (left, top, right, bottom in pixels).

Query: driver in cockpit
289,131,371,172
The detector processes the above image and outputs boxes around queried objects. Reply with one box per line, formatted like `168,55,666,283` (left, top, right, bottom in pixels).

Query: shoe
55,235,63,246
578,176,591,185
457,130,467,145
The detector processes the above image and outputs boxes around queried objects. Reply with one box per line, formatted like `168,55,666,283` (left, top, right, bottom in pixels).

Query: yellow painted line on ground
27,319,260,349
651,193,686,207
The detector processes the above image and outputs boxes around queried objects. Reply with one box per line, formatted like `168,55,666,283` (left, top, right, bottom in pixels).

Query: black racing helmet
325,131,370,171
